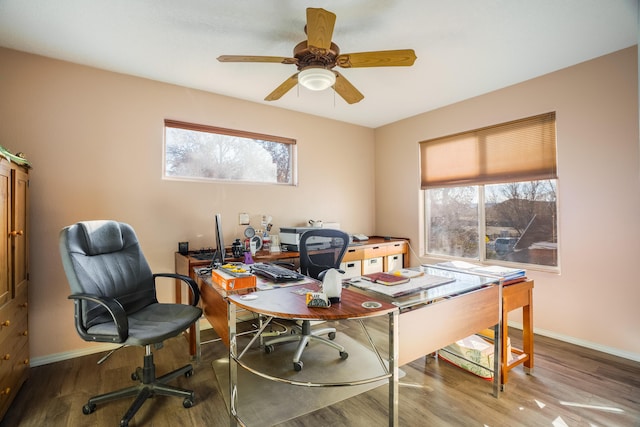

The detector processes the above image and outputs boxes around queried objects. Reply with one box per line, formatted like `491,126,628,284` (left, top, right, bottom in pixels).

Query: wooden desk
398,285,500,366
347,265,504,394
176,237,409,357
175,236,409,288
176,251,298,358
200,266,502,426
197,273,256,348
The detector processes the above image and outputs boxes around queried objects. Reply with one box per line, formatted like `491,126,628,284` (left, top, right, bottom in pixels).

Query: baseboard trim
508,321,640,363
30,323,216,368
31,321,640,367
30,343,121,367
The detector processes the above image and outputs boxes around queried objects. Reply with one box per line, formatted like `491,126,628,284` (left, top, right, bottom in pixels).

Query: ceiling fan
217,7,417,104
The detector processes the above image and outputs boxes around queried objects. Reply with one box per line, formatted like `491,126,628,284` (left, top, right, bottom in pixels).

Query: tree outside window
427,180,558,267
164,120,296,185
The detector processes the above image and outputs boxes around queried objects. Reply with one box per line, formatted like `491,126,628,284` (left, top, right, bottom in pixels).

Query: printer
279,227,333,252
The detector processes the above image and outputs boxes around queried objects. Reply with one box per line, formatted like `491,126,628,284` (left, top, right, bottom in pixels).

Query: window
164,120,296,185
421,113,558,268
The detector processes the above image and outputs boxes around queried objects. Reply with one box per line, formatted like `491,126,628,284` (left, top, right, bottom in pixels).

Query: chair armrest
153,273,200,307
68,293,128,343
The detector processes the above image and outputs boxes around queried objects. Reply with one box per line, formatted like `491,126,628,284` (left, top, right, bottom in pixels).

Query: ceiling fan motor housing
294,41,340,71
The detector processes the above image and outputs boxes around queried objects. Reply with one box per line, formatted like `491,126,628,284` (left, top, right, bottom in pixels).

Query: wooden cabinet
0,159,29,420
341,237,409,277
175,237,408,357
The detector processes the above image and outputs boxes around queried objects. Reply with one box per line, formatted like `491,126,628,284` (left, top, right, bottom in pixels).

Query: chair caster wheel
183,397,194,408
120,419,128,427
82,403,96,415
264,345,275,354
328,332,336,340
340,351,349,360
185,368,194,378
293,361,303,371
131,372,139,381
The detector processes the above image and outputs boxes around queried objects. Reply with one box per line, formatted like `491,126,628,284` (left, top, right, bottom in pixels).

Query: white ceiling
0,0,637,128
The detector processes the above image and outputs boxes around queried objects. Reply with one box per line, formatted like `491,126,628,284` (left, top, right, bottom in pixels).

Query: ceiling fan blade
333,71,364,104
336,49,417,68
217,55,297,65
306,8,336,51
265,74,299,101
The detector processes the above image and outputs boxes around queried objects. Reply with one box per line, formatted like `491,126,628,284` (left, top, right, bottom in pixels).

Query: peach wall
2,45,638,363
0,47,375,360
375,47,640,360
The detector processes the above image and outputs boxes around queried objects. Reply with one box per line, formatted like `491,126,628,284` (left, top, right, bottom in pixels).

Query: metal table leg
389,310,399,426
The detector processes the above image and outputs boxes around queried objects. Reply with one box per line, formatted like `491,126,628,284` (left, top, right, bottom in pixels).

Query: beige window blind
419,112,557,189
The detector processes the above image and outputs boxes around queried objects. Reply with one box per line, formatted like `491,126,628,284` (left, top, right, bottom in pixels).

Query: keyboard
191,251,215,261
250,263,306,283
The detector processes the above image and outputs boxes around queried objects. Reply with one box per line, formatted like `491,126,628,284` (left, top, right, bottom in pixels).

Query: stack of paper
435,261,525,282
350,273,454,298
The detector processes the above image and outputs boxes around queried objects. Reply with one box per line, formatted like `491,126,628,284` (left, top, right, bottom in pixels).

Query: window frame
163,119,297,186
420,113,559,271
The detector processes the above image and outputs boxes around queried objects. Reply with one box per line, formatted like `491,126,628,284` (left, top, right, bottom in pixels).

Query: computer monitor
212,213,225,266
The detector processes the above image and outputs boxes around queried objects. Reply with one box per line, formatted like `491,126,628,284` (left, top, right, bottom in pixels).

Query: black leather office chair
264,228,350,371
59,220,203,427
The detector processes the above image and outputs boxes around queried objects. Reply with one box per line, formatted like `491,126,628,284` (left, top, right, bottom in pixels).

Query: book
361,272,410,286
349,273,457,298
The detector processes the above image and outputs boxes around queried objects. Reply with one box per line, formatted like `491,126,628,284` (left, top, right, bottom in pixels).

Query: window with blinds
421,112,558,269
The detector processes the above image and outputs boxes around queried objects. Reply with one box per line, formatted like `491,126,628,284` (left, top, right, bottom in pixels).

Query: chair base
264,320,348,371
83,349,195,427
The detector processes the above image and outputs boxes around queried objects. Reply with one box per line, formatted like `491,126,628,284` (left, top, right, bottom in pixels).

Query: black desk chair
59,220,203,427
264,228,350,371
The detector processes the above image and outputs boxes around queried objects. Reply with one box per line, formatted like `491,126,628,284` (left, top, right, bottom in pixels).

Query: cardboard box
211,267,256,291
439,333,513,379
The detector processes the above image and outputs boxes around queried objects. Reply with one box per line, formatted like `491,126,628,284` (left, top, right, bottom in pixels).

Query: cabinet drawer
0,304,10,345
386,254,403,272
0,314,27,351
364,245,386,259
342,247,364,262
1,334,29,372
385,242,406,255
363,257,383,274
0,348,28,417
340,260,362,279
0,293,28,344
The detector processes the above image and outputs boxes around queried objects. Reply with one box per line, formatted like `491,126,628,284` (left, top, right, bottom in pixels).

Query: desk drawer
343,247,364,262
364,245,386,259
385,242,406,255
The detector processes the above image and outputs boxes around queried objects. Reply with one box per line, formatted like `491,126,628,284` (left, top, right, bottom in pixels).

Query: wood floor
2,319,639,427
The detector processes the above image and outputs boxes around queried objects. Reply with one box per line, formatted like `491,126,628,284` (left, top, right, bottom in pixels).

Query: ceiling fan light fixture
298,68,336,91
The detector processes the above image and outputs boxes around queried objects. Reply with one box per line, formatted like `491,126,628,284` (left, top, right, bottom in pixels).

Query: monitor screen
212,213,225,265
